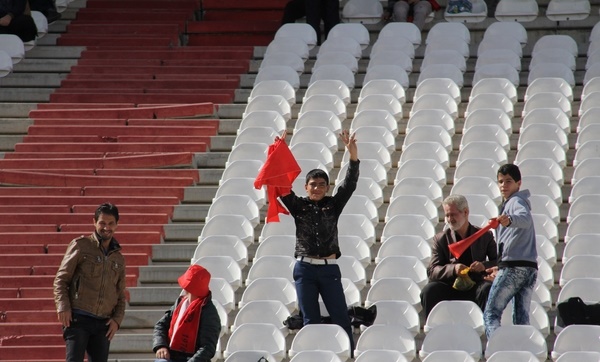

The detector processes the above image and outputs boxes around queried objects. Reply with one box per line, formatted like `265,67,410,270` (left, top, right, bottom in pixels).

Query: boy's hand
340,130,358,161
275,130,287,143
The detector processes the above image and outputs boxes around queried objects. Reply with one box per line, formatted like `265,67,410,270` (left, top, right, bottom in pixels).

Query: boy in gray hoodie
483,164,538,338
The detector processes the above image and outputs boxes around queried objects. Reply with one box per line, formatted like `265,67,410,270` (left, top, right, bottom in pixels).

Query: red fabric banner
254,137,301,222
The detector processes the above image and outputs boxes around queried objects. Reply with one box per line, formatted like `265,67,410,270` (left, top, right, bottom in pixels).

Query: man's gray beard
447,220,466,231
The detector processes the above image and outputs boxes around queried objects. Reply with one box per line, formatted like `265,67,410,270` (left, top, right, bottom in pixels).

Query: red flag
254,137,301,222
448,218,500,259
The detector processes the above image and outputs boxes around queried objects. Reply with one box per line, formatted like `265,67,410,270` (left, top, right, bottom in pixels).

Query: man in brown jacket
420,194,498,316
53,203,126,362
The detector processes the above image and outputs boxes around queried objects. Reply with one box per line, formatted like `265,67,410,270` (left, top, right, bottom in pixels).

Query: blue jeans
293,261,355,352
63,313,110,362
483,267,537,338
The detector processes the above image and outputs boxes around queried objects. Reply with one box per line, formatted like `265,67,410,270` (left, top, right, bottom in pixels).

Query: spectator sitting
29,0,60,23
384,0,441,31
0,0,38,42
420,194,498,317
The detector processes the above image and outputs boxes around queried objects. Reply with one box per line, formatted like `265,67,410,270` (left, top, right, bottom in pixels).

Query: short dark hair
95,203,119,222
497,164,521,182
305,169,329,185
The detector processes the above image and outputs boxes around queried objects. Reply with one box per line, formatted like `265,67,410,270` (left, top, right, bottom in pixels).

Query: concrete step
138,265,191,284
129,286,183,306
172,204,210,222
121,309,167,329
183,185,218,203
164,223,205,242
111,333,154,353
150,243,198,262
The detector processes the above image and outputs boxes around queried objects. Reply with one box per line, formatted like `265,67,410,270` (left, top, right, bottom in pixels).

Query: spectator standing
278,130,359,353
53,203,127,362
421,194,498,316
281,0,305,24
305,0,339,45
484,164,538,338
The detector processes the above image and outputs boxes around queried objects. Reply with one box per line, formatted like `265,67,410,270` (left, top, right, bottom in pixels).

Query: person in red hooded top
153,265,221,362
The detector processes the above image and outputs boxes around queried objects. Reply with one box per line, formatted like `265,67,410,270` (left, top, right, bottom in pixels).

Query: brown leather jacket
53,233,127,326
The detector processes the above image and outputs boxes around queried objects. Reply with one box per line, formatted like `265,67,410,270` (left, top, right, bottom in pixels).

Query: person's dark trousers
293,261,355,355
420,280,493,317
0,14,37,42
305,0,339,45
282,0,306,24
484,0,499,17
63,313,111,362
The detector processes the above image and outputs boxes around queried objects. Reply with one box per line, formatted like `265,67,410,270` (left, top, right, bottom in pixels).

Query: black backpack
556,297,600,327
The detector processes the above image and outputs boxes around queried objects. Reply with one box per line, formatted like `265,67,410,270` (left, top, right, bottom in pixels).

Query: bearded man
420,194,498,316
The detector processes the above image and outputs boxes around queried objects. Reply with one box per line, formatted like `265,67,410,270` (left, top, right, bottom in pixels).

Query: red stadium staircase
0,0,286,360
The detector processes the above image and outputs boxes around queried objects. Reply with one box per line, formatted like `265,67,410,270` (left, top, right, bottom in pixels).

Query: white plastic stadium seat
484,325,547,361
249,80,296,106
546,0,591,22
328,23,370,50
495,0,538,22
419,323,483,360
342,0,384,24
223,323,287,361
424,300,485,335
354,325,416,361
288,324,351,360
274,23,317,49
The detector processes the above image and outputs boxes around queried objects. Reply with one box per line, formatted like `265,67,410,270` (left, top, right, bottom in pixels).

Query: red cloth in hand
448,218,500,259
254,137,301,222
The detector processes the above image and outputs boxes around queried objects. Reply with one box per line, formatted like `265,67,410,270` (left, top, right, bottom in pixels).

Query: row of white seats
218,321,600,362
339,0,591,25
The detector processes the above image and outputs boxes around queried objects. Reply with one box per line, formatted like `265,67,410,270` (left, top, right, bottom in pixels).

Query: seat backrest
354,325,416,360
494,0,539,22
419,323,482,360
551,325,600,360
372,255,427,287
414,78,461,106
456,141,507,166
274,23,317,49
355,94,403,120
381,214,436,243
463,108,513,134
385,194,439,224
471,77,518,104
351,109,399,136
289,324,351,360
231,300,291,335
424,300,484,335
193,235,248,267
363,64,409,89
365,277,422,312
239,277,297,313
484,325,547,360
304,79,351,105
199,213,254,246
376,235,431,265
224,323,287,361
521,107,571,134
389,176,443,207
246,255,296,285
250,80,296,105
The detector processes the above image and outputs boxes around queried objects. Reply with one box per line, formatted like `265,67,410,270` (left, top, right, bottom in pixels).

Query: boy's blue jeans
483,266,538,338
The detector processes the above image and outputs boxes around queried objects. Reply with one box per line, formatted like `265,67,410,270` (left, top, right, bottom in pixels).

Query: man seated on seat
384,0,441,31
420,194,498,316
0,0,37,42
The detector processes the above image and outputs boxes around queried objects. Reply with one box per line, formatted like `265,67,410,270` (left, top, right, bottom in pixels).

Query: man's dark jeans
63,313,111,362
